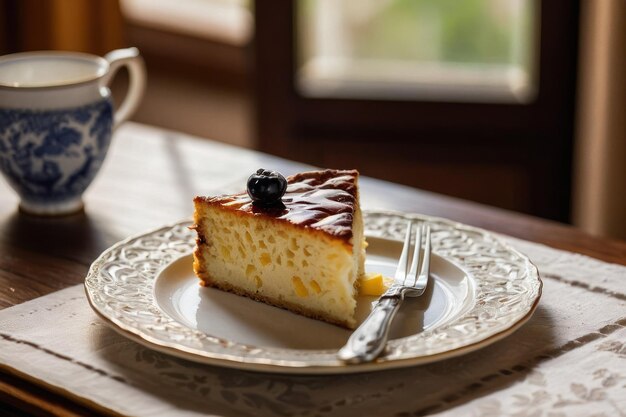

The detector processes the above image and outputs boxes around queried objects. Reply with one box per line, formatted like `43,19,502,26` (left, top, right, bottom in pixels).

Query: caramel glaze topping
196,169,359,240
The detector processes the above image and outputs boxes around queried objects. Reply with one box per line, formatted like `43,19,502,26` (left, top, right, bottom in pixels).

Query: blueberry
247,169,287,206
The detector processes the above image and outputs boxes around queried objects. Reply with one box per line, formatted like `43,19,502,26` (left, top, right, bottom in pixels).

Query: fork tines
396,221,431,289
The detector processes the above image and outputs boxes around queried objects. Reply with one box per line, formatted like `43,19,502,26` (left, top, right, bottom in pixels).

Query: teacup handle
103,47,146,130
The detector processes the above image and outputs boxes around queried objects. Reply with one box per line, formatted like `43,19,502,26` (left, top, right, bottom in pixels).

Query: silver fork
338,221,431,363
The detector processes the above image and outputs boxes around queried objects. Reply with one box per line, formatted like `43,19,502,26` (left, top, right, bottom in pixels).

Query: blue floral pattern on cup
0,99,113,205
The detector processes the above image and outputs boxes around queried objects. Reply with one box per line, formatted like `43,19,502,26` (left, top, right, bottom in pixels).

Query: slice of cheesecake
192,169,366,329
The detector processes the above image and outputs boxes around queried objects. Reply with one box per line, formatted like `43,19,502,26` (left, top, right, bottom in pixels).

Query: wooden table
1,123,625,416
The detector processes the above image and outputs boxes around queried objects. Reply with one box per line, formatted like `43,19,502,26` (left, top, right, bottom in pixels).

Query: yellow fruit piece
310,279,322,294
359,273,391,296
259,252,271,266
292,276,309,297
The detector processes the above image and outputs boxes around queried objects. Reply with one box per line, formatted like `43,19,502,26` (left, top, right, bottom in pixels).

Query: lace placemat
0,236,625,417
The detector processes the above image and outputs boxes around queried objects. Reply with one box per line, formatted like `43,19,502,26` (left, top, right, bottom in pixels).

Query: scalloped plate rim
84,210,542,374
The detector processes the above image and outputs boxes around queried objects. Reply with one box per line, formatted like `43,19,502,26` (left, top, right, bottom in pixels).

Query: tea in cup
0,48,145,215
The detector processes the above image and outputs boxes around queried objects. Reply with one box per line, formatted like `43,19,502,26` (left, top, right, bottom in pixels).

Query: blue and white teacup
0,48,145,215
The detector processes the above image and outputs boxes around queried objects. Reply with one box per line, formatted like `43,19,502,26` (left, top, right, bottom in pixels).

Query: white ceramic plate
85,211,541,374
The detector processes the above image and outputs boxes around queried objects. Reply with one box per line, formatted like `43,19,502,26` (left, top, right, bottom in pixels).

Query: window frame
254,0,580,222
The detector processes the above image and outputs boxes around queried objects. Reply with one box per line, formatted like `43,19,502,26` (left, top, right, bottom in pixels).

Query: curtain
573,0,626,239
1,0,124,55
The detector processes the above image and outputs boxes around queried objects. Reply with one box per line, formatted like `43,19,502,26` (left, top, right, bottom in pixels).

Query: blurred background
0,0,623,239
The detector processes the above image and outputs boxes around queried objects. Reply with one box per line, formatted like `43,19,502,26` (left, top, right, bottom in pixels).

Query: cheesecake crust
196,267,356,329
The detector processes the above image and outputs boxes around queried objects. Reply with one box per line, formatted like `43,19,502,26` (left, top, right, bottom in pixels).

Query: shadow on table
92,304,556,417
0,209,119,265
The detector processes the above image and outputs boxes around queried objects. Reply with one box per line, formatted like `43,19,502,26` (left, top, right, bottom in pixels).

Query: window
255,1,579,221
297,0,537,103
120,0,252,45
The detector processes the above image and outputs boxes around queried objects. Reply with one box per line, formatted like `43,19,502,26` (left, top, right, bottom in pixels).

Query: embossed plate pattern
84,210,541,374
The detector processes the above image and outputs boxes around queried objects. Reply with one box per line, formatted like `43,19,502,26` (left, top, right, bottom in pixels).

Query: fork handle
337,296,402,363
